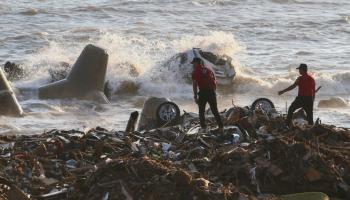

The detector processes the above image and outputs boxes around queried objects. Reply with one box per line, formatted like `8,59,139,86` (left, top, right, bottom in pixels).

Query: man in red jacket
278,63,316,126
192,57,223,133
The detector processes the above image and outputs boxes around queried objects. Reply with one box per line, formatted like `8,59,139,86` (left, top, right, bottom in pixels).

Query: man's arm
193,81,198,103
278,77,299,95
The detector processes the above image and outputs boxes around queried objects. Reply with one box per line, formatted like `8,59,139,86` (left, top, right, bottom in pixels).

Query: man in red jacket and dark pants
191,57,223,133
278,63,316,126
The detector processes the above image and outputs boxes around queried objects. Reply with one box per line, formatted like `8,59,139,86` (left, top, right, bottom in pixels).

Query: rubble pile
72,157,247,200
0,107,349,200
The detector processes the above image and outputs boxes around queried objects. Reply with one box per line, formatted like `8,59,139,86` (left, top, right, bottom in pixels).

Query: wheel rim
158,103,178,122
254,100,273,113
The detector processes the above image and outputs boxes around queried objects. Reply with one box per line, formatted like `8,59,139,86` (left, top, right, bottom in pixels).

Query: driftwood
0,176,30,200
125,111,139,133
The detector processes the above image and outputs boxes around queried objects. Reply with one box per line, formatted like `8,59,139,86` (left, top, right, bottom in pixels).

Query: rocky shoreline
0,105,349,200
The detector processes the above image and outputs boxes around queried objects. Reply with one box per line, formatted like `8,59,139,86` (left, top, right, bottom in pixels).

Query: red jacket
192,65,217,91
298,73,315,96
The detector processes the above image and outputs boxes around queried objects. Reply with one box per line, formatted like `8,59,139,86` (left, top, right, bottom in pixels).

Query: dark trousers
286,96,314,125
198,90,223,128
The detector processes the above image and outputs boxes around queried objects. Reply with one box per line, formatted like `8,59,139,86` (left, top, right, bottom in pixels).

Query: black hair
298,63,308,72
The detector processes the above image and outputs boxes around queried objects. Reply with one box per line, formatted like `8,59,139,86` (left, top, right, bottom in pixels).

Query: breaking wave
15,31,242,99
232,70,350,96
11,31,350,100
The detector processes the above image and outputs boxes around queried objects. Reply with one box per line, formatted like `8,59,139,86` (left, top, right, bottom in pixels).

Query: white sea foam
12,31,350,100
231,70,350,96
14,32,242,98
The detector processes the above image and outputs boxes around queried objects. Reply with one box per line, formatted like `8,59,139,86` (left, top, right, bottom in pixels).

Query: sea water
0,0,349,134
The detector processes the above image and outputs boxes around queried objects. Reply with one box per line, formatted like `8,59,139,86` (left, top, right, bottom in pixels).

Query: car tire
156,101,180,126
251,98,275,113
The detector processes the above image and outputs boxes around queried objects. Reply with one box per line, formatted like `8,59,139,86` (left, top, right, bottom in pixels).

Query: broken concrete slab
38,44,109,103
0,69,23,117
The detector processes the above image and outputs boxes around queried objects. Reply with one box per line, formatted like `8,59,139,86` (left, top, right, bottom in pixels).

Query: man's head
297,63,308,74
191,57,203,68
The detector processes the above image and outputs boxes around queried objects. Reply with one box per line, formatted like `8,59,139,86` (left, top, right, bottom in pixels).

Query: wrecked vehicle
162,48,236,85
138,97,181,131
137,97,276,133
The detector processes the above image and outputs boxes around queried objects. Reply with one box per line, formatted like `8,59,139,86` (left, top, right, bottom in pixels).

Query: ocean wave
12,31,350,100
19,8,47,16
0,3,10,14
327,16,350,24
71,28,100,34
71,5,120,13
295,51,313,55
13,32,241,98
72,5,102,12
231,69,350,96
4,33,47,43
318,97,349,108
346,16,350,23
190,0,241,6
269,0,343,5
34,32,49,37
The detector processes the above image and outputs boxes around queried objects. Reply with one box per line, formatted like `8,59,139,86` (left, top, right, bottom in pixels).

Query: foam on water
15,31,243,98
11,30,350,104
232,70,350,96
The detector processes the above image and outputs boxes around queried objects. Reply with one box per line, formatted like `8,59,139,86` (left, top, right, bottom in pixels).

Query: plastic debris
0,103,349,200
